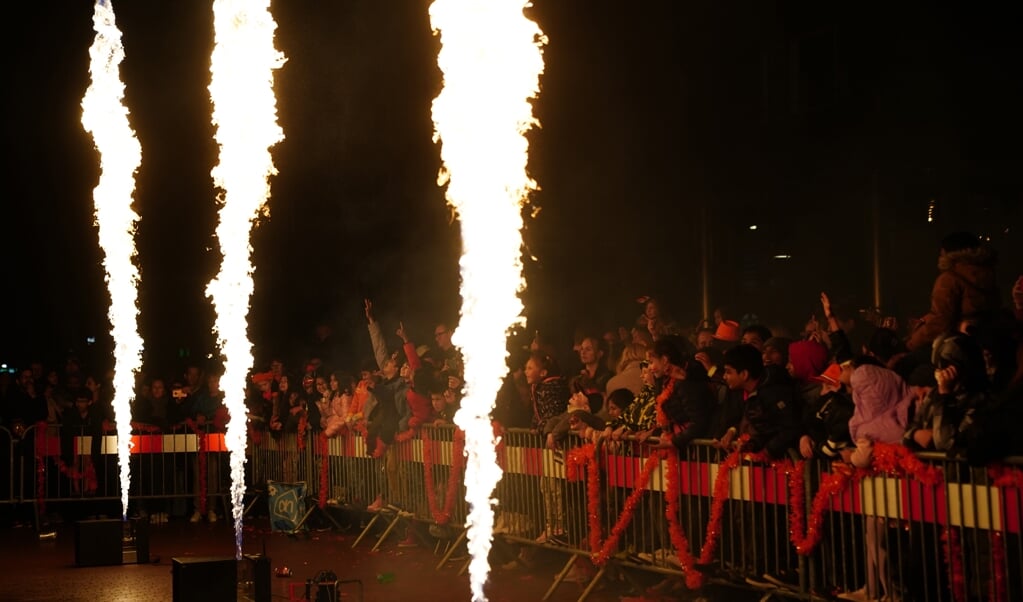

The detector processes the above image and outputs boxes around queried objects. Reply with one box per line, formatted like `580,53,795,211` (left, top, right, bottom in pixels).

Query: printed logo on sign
267,480,306,532
275,497,295,517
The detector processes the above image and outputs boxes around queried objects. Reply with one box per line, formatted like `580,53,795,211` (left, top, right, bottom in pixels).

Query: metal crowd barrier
1,426,15,505
27,423,231,522
12,419,1023,602
810,452,1023,602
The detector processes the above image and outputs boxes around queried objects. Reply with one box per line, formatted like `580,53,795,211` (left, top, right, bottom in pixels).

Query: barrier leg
351,513,383,549
435,528,467,570
243,491,264,518
370,509,408,552
575,563,608,602
542,554,578,601
291,501,345,535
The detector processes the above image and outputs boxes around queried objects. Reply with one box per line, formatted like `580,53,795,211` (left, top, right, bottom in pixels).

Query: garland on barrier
653,377,676,430
296,415,309,451
33,422,99,516
942,527,966,602
788,442,943,556
394,427,417,443
986,464,1018,601
990,531,1006,602
196,426,207,514
318,432,329,509
566,443,605,556
789,461,852,555
989,464,1023,489
566,443,667,566
184,419,209,515
689,436,768,589
871,442,943,484
422,428,465,525
663,451,703,589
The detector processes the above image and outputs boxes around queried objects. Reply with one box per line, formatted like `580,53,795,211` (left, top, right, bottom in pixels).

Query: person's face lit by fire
578,337,601,366
722,365,747,391
524,358,547,386
431,393,445,415
647,352,670,379
741,331,764,351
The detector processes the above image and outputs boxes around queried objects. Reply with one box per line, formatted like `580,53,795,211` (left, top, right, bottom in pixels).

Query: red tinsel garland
394,428,417,443
566,442,666,566
989,531,1007,602
790,461,857,556
789,443,944,556
988,464,1023,489
986,465,1018,601
565,444,604,556
691,438,768,584
871,442,942,485
34,422,100,516
196,429,207,514
663,452,703,589
186,421,209,516
653,377,677,429
318,432,329,509
296,415,309,451
422,429,465,525
942,527,966,602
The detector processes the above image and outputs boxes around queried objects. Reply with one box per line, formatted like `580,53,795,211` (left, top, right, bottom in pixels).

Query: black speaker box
75,519,123,567
172,556,237,602
244,554,271,602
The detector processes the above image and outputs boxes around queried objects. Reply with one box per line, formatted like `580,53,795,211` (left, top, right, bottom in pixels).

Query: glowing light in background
429,1,545,599
207,0,285,557
80,0,142,520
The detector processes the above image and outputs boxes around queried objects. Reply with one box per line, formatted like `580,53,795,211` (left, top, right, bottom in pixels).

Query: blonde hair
616,343,647,374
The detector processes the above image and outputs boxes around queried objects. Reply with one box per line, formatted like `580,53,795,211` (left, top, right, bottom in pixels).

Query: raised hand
935,365,958,394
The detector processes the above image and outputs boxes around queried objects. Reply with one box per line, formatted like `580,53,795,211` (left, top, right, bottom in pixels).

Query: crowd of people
2,231,1022,594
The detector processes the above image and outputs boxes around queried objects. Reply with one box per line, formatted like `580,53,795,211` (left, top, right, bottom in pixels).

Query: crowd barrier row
2,422,1021,602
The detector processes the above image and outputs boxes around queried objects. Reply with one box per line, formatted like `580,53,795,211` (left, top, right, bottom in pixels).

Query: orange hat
251,371,274,385
810,363,842,387
712,320,741,342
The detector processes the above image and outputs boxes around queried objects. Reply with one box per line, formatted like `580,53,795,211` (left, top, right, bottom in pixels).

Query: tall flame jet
80,0,143,520
207,0,285,557
429,1,546,599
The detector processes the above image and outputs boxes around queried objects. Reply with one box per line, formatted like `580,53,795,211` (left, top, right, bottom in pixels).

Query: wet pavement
1,506,757,601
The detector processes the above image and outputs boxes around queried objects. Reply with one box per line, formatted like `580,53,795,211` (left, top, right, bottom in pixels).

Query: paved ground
0,503,761,602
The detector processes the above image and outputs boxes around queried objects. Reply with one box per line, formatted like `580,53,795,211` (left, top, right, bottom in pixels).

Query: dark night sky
3,1,1021,377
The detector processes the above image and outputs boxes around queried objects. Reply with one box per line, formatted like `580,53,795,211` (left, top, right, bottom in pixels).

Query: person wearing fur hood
907,232,1000,352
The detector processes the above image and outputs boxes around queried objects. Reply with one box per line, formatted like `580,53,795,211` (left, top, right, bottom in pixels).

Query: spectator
906,232,1001,352
717,344,800,458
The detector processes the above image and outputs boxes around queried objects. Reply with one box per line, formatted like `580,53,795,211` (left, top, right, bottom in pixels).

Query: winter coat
738,366,801,458
660,377,716,450
907,246,1001,351
848,365,914,444
531,376,570,432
